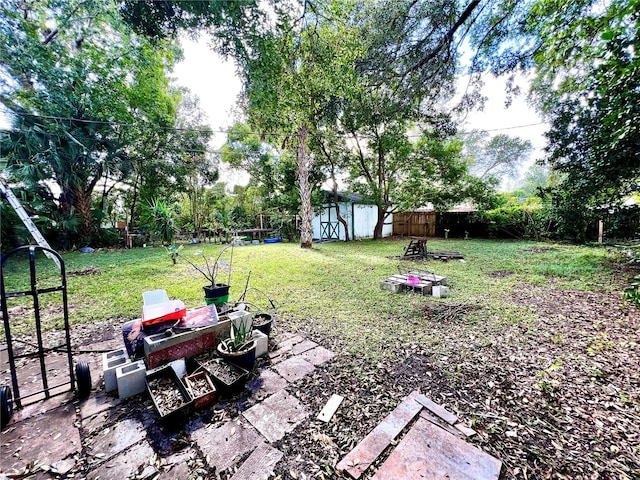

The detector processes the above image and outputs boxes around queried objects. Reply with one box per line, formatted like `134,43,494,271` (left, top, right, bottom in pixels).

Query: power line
0,106,548,140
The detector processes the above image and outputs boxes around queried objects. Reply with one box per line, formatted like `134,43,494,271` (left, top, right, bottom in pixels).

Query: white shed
312,192,393,241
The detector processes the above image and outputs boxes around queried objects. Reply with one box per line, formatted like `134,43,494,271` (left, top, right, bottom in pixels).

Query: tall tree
0,0,181,246
227,1,363,248
470,0,640,239
461,130,533,182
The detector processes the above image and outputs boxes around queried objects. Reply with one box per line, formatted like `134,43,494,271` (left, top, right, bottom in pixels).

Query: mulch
269,284,640,480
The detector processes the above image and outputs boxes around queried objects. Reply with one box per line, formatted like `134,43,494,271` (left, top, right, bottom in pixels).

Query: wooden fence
392,212,437,237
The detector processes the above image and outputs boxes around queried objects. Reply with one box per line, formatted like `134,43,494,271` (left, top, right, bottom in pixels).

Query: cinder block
102,349,130,393
414,281,432,296
228,310,252,330
116,360,147,400
380,280,403,293
147,358,186,379
252,330,269,358
144,320,231,369
432,285,450,298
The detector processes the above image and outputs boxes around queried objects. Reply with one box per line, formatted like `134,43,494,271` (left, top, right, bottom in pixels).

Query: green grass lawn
1,238,621,358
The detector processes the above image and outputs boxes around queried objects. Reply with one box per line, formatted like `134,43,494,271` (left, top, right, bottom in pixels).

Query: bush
475,204,552,240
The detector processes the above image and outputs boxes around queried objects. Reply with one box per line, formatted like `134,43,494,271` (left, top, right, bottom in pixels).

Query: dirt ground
279,284,640,480
3,279,639,479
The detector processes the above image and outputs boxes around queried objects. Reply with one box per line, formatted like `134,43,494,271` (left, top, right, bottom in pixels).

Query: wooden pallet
427,250,464,260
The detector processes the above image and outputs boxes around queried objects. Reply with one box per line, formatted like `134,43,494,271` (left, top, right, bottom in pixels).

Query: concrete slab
192,420,264,473
79,392,120,420
242,389,309,443
301,346,335,366
371,418,501,480
247,368,288,400
336,391,422,479
4,391,75,426
0,404,80,473
86,418,146,463
270,334,305,357
273,356,315,383
87,440,155,480
291,339,318,355
157,448,195,479
229,443,283,480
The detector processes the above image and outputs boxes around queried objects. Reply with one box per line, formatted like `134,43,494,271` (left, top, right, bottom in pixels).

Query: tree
470,0,640,240
0,0,182,246
224,1,363,248
461,131,533,183
326,0,498,238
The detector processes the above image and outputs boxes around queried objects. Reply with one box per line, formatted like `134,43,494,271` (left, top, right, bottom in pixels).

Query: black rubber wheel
1,385,14,429
75,361,92,399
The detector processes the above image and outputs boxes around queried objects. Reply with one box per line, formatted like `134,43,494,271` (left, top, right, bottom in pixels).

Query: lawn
2,238,638,479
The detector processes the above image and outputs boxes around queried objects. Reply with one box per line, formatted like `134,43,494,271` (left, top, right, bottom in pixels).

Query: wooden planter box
185,371,216,409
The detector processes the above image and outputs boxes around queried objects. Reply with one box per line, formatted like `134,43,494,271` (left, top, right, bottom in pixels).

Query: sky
173,37,549,190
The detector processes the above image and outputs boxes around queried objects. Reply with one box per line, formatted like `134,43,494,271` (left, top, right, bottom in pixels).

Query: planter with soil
217,339,257,370
146,366,193,425
199,358,249,397
184,371,217,409
253,313,275,336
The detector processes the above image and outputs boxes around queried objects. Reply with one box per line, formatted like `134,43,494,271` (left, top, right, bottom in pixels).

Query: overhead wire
0,106,547,140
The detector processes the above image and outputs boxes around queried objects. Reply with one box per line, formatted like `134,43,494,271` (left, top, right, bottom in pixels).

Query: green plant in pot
178,244,233,305
166,244,183,265
217,313,256,370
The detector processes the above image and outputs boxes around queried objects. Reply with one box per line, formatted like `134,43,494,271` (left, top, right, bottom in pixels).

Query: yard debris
317,394,344,423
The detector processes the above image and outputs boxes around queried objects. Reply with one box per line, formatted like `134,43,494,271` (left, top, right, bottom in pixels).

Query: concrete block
228,310,252,330
144,320,230,369
252,330,268,358
116,360,147,400
409,281,432,296
432,285,450,298
380,280,403,293
147,358,186,379
102,349,130,393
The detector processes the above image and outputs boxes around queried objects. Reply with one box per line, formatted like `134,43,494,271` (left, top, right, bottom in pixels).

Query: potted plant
166,244,183,265
178,244,233,305
217,312,256,370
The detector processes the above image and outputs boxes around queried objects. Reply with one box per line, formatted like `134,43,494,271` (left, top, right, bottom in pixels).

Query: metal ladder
0,179,60,266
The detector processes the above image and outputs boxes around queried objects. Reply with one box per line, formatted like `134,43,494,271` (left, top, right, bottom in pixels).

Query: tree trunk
329,158,349,241
75,187,93,244
129,174,140,230
297,125,314,249
373,204,387,240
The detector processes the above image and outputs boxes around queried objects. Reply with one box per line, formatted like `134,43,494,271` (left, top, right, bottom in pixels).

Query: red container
185,371,216,409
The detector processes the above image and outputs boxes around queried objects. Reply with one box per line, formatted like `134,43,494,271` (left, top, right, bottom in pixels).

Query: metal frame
1,245,75,408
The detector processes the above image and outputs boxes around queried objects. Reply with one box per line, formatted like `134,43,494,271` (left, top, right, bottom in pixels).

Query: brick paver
290,339,318,355
192,420,264,473
86,418,146,464
301,346,335,366
247,368,288,400
229,443,283,480
242,390,309,443
273,356,315,383
371,418,501,480
336,391,422,479
87,440,155,480
0,404,81,472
